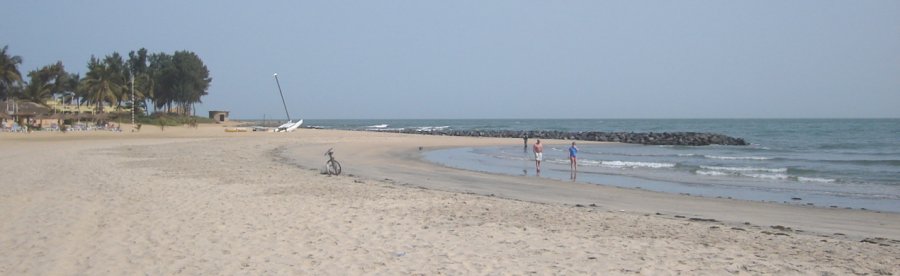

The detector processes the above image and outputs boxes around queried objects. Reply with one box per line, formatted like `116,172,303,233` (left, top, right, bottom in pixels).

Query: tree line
0,45,211,116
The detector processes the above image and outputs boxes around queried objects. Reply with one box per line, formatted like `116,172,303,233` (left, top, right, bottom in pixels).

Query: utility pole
131,73,135,131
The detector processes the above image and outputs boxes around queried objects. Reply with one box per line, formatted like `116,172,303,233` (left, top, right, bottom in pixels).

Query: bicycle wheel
331,160,341,175
325,160,335,175
326,160,342,175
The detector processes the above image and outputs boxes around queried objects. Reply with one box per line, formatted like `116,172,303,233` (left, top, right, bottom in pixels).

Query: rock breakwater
376,129,748,146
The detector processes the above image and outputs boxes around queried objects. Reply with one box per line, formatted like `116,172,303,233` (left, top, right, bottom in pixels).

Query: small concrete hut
209,111,229,123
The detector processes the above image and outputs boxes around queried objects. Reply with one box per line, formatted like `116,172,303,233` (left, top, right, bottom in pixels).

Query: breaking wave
699,165,787,173
704,155,771,160
580,160,677,169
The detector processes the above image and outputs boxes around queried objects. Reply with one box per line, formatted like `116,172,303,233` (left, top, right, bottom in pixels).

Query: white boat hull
276,120,303,132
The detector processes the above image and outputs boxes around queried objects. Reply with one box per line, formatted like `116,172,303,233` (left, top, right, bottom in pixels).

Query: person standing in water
523,136,528,151
568,141,578,172
568,142,579,180
533,139,544,174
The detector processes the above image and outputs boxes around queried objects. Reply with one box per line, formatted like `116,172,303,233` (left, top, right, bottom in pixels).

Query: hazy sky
3,1,898,119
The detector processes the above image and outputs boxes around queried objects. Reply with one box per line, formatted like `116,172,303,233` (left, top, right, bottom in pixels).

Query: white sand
1,124,898,275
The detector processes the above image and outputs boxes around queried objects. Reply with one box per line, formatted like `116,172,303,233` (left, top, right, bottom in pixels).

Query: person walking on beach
568,142,578,172
568,142,579,180
533,139,544,174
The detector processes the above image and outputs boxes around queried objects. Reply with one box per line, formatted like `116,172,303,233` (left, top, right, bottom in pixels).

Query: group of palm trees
0,45,211,116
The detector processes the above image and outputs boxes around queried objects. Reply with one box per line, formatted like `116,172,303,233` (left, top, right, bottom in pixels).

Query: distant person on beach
533,139,544,173
523,136,528,151
568,142,578,172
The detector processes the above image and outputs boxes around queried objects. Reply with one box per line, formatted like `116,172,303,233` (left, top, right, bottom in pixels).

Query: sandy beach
1,124,898,275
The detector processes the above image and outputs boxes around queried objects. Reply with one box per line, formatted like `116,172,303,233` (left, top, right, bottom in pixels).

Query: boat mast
273,73,291,122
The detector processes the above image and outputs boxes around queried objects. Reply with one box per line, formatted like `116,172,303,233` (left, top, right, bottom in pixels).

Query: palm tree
102,53,127,109
132,71,153,115
63,72,79,104
127,48,152,115
79,56,123,113
21,77,53,104
0,45,24,100
21,61,69,105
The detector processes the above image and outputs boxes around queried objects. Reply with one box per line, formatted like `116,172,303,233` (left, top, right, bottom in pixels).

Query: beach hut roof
2,100,51,116
44,113,72,119
92,112,109,119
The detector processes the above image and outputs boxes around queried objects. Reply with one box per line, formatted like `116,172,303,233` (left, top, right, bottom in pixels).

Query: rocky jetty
377,129,747,146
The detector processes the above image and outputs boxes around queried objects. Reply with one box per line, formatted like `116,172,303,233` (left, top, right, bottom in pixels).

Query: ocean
286,119,900,212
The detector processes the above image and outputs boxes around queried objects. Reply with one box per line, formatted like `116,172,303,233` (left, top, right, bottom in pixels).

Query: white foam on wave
367,124,389,128
693,168,838,183
704,155,771,160
743,173,789,180
798,177,837,183
601,160,676,169
700,165,787,173
696,170,729,176
578,159,601,165
370,127,405,132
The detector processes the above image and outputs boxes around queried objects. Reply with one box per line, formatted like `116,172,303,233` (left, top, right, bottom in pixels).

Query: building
209,111,229,123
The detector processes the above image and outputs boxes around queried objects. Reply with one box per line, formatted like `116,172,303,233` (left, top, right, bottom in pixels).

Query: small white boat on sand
273,73,302,133
276,119,304,132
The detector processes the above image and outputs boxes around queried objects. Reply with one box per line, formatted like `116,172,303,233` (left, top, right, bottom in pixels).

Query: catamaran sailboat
273,73,302,132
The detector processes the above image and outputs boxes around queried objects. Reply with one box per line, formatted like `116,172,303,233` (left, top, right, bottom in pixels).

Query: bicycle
324,148,342,175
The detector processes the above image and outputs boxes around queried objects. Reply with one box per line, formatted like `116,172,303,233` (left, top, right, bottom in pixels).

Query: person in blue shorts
568,142,578,172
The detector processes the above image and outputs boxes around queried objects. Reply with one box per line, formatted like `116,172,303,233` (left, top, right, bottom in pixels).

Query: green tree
127,48,152,114
62,72,80,104
10,48,214,116
80,55,123,113
171,51,211,116
127,48,149,75
148,51,210,115
21,61,69,104
147,52,173,113
0,45,24,100
21,73,53,104
102,52,127,109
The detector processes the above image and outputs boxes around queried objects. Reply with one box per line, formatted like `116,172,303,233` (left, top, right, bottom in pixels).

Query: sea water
293,119,899,212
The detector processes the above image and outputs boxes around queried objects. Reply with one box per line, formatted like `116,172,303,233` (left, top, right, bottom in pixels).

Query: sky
2,1,899,119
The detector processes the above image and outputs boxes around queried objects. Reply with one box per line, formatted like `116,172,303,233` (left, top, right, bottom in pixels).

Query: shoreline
278,129,900,241
422,145,900,213
2,125,898,274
